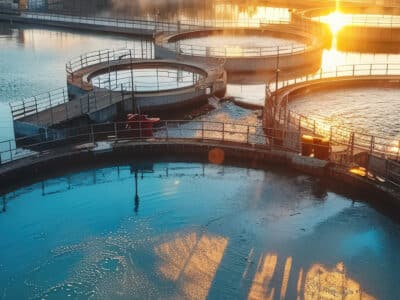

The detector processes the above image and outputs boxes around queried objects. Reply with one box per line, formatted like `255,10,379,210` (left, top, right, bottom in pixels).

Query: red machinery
126,114,160,137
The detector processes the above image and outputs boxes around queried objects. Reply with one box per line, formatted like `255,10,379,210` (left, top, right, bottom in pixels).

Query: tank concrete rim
158,26,319,59
0,141,397,207
68,59,216,95
302,5,400,18
86,61,208,94
300,5,400,29
276,77,400,105
271,76,400,141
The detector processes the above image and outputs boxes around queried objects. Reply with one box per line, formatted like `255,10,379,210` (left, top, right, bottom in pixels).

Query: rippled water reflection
0,162,399,299
289,86,400,139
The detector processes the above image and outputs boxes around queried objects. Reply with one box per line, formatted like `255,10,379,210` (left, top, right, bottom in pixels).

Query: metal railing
267,63,400,93
9,87,69,121
17,11,295,34
264,63,400,187
66,46,154,77
173,42,308,58
269,106,400,159
20,11,194,33
264,105,400,188
177,18,291,29
0,120,301,166
9,88,133,125
92,70,204,93
313,14,400,28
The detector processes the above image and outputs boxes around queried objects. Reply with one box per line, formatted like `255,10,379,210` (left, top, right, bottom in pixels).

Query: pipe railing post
22,99,26,117
298,116,302,131
90,124,95,143
349,132,355,163
397,140,400,161
33,96,39,120
9,141,13,161
369,136,375,155
49,92,54,125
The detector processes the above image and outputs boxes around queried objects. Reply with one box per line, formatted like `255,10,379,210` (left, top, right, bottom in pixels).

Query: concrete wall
14,120,45,139
87,89,210,122
155,47,323,74
1,141,398,207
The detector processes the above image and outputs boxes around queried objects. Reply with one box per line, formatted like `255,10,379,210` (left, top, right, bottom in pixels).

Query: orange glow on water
248,253,277,300
246,253,376,300
304,263,376,300
154,232,228,299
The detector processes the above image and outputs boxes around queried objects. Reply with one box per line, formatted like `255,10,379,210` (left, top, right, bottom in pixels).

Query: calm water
180,35,304,55
92,68,202,92
1,162,399,299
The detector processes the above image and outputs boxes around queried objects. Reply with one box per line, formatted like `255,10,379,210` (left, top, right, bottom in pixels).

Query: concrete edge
0,140,398,207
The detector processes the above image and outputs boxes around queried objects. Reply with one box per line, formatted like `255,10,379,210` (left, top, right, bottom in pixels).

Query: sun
320,11,351,34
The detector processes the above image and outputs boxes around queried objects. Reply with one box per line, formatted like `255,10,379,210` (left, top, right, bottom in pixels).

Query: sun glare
320,11,352,34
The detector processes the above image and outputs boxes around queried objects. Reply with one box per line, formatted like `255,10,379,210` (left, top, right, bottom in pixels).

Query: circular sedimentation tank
66,53,227,114
155,27,324,73
300,5,400,48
